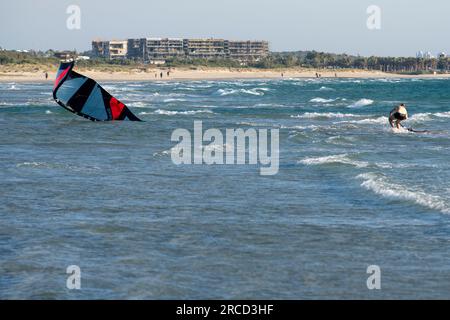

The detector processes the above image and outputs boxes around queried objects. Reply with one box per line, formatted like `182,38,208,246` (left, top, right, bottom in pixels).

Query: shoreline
1,67,450,82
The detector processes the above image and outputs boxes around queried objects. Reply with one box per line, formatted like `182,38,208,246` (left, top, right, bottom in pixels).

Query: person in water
389,104,408,129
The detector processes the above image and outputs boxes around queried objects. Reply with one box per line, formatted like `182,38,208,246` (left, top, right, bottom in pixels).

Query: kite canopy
52,61,141,121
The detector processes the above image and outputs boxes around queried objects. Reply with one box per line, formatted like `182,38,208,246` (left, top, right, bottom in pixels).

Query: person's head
399,104,408,119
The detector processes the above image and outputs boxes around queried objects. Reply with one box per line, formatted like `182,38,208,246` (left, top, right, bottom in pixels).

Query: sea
1,77,449,299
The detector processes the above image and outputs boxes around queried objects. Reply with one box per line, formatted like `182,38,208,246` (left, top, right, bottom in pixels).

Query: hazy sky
1,0,449,57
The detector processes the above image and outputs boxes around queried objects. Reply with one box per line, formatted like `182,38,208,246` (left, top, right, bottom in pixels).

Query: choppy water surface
1,78,450,299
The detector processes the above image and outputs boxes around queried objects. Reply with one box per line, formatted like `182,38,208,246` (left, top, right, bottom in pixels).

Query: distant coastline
2,48,450,82
1,65,450,82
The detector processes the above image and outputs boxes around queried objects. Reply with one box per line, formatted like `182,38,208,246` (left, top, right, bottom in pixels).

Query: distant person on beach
45,72,48,80
155,73,157,78
160,72,163,79
281,73,284,77
389,104,408,129
167,71,170,77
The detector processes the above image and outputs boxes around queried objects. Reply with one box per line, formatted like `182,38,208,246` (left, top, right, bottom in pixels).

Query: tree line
255,51,450,74
1,49,449,74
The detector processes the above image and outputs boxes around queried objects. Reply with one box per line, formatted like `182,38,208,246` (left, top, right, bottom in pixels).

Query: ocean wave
298,154,369,168
391,127,412,134
318,86,335,91
216,88,268,96
217,89,237,96
407,111,450,122
291,112,359,119
127,102,152,108
182,84,213,89
347,99,374,108
163,98,187,103
309,97,335,103
0,101,53,107
203,143,233,153
371,78,403,83
357,173,450,214
298,154,402,169
45,110,53,114
153,149,173,157
254,103,285,108
281,124,324,130
152,109,214,115
237,121,263,127
435,111,450,118
16,162,100,172
102,85,130,92
153,143,232,157
175,87,198,91
337,116,388,125
0,102,15,107
409,113,433,123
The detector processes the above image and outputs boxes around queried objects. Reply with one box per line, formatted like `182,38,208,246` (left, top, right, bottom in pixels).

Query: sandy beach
1,66,450,82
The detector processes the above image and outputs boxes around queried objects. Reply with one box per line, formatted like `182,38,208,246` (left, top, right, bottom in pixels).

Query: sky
1,0,450,57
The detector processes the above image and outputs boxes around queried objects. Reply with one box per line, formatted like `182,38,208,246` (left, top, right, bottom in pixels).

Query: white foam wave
237,121,262,127
347,99,374,108
128,102,152,108
298,154,401,169
203,143,233,152
163,98,187,103
154,143,232,157
310,97,335,103
291,112,359,119
299,154,369,168
318,86,335,91
216,88,267,96
409,113,433,123
357,173,450,214
435,111,450,118
338,116,388,125
153,109,214,115
16,162,100,172
391,127,411,134
326,135,356,145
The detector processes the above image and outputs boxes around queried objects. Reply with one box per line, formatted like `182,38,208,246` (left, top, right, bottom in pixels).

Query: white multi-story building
93,37,269,62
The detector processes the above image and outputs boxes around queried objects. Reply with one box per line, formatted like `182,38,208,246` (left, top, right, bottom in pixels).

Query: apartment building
127,38,146,60
92,40,108,57
183,38,227,59
93,38,269,62
92,40,128,60
146,38,184,60
108,40,128,60
227,40,269,61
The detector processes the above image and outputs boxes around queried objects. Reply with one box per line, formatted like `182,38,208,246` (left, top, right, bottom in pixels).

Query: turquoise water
0,78,450,299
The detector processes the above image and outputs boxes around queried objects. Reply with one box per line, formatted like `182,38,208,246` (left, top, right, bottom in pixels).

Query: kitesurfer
389,103,408,129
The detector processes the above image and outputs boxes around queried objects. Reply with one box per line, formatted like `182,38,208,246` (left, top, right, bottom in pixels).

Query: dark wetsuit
389,106,408,128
